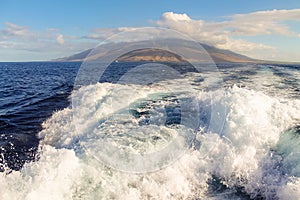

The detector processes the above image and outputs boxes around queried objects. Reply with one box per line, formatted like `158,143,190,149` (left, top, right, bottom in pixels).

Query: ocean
0,62,299,199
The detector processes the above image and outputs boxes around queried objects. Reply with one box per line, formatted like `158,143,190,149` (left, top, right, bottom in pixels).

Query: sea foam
0,82,299,200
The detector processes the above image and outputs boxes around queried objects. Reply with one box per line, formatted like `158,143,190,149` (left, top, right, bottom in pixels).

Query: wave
0,81,299,199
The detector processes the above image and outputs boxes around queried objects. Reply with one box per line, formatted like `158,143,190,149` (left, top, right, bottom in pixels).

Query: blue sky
0,0,300,62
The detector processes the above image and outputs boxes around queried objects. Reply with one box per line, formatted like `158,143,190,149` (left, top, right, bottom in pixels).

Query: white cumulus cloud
56,34,65,45
153,10,300,60
160,12,191,21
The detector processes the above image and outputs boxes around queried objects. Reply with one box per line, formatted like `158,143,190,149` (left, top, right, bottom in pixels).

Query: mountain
55,39,259,63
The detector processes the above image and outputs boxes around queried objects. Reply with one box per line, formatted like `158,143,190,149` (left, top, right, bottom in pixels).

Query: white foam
1,82,299,200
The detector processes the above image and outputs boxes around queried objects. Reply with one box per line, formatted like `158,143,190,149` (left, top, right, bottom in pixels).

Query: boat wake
1,78,299,199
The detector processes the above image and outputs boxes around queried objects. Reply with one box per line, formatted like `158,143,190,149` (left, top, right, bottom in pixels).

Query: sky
0,0,300,62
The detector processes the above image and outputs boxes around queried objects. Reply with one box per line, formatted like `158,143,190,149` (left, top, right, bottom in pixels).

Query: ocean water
0,62,299,199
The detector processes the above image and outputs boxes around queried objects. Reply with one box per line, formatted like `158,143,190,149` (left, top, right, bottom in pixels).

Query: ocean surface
0,62,299,199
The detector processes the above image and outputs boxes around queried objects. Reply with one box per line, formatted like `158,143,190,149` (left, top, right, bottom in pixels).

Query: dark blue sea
0,62,299,199
0,62,80,170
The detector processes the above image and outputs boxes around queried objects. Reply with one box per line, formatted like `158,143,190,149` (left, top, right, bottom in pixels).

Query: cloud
0,22,29,39
56,34,64,45
217,38,274,52
0,22,56,46
82,27,163,44
0,22,96,52
153,10,300,58
82,27,150,41
156,12,224,46
0,22,97,61
83,10,300,51
222,9,300,37
161,12,191,21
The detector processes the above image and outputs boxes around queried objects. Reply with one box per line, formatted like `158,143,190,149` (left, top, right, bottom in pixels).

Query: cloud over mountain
151,9,300,61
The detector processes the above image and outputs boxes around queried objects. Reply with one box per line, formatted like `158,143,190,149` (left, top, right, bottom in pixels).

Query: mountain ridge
54,39,260,64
